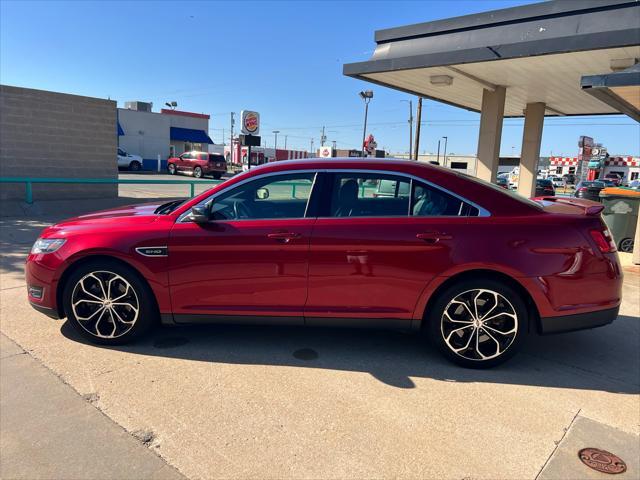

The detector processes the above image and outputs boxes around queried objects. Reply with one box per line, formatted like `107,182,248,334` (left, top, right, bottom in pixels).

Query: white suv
117,148,143,171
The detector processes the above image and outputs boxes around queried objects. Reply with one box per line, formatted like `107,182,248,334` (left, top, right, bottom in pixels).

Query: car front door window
209,173,316,220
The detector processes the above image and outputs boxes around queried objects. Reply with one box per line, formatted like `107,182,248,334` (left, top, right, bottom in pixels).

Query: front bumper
540,306,619,334
29,301,62,320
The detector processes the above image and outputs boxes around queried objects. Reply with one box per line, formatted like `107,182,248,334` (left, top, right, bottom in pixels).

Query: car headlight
31,238,66,254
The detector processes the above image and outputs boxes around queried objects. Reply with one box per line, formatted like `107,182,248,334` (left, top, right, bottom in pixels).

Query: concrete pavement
0,334,184,480
1,200,638,479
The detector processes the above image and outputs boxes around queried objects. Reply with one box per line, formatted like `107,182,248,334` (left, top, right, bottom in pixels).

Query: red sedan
25,159,622,368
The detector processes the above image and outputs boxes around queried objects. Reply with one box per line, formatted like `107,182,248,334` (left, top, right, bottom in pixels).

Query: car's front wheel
427,279,527,368
167,163,176,175
129,160,141,171
63,260,157,345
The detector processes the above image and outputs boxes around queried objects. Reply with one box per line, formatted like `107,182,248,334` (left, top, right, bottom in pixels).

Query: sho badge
135,246,168,257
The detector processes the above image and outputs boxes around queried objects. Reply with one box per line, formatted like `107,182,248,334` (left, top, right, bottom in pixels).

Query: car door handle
416,232,453,243
267,232,301,242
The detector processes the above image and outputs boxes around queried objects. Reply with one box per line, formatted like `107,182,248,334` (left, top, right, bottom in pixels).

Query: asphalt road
0,196,638,479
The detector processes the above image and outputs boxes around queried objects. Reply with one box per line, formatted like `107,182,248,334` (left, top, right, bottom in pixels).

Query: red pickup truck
167,151,227,179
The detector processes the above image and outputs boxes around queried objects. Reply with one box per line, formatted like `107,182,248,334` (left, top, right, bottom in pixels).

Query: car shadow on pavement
60,315,639,393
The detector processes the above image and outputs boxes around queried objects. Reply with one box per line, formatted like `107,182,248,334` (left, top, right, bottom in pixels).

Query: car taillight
589,228,616,253
578,187,586,192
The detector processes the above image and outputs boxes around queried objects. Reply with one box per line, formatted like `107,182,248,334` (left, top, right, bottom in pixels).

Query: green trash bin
599,189,639,253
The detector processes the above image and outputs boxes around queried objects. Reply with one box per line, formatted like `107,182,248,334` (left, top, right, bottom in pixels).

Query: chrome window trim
326,169,490,218
178,170,318,223
178,167,490,222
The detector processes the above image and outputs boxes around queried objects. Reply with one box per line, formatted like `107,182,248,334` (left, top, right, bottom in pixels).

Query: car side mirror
256,188,269,200
191,205,210,223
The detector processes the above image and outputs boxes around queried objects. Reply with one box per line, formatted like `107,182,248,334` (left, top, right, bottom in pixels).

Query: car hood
43,202,164,235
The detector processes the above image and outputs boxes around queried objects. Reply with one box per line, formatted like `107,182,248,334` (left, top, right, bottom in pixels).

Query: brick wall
0,85,118,201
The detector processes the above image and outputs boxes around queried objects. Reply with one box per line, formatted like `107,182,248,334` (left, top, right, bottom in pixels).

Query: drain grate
578,448,627,474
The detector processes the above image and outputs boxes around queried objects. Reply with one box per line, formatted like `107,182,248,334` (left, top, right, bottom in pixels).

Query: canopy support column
518,102,546,198
476,86,505,183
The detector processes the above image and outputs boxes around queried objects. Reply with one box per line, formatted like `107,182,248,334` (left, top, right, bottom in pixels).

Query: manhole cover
153,337,190,349
293,348,318,361
578,448,627,474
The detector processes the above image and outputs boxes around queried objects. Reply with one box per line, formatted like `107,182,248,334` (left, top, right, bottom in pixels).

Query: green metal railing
0,177,379,205
0,177,223,204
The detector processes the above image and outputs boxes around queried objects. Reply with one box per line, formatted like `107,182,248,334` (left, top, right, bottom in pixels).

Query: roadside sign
319,146,332,158
241,110,260,135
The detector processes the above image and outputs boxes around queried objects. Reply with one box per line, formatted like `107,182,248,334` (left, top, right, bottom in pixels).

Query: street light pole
442,136,448,167
436,139,441,164
273,130,280,152
284,135,288,150
359,90,373,157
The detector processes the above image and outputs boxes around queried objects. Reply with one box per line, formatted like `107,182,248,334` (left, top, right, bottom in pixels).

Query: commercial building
550,156,640,181
117,102,213,170
0,85,117,201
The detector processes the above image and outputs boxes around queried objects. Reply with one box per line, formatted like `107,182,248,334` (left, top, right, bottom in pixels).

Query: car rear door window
328,173,410,217
411,180,477,216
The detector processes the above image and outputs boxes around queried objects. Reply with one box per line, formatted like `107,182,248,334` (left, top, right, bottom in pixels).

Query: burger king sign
241,110,260,136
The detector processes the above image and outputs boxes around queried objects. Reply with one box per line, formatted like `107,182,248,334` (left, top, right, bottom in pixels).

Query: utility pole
273,130,280,152
310,138,314,156
320,126,326,146
284,135,288,150
409,100,413,160
230,112,235,166
442,136,448,167
401,99,413,159
437,139,441,164
413,97,422,161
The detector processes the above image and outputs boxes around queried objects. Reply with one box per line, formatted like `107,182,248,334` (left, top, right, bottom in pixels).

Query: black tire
426,278,528,368
62,259,157,345
213,172,222,180
167,163,177,175
193,166,203,178
619,238,634,253
129,160,141,172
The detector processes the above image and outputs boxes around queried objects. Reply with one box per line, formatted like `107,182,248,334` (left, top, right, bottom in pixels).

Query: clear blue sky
1,0,638,156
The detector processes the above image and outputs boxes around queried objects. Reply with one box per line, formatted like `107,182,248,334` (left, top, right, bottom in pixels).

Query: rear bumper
540,306,619,334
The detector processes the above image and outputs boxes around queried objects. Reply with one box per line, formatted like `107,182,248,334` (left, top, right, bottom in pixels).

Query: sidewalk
0,334,184,480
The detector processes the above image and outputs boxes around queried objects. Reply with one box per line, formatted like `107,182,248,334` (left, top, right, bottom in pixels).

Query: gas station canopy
343,0,640,117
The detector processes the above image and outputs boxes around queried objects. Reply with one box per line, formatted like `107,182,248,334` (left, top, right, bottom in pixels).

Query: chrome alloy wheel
70,271,139,339
440,289,518,361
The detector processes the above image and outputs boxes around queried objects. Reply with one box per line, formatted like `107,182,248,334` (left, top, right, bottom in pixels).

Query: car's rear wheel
129,160,141,171
193,166,203,178
63,260,157,345
167,163,176,175
427,279,527,368
619,238,634,253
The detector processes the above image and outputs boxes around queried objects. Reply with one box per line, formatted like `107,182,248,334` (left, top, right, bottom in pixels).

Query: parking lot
1,180,639,479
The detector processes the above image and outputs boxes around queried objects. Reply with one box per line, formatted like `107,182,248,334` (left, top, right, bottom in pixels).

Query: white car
117,148,143,171
547,176,565,188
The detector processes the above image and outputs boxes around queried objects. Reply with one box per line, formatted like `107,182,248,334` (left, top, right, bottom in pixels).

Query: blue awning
117,122,125,136
170,127,213,144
